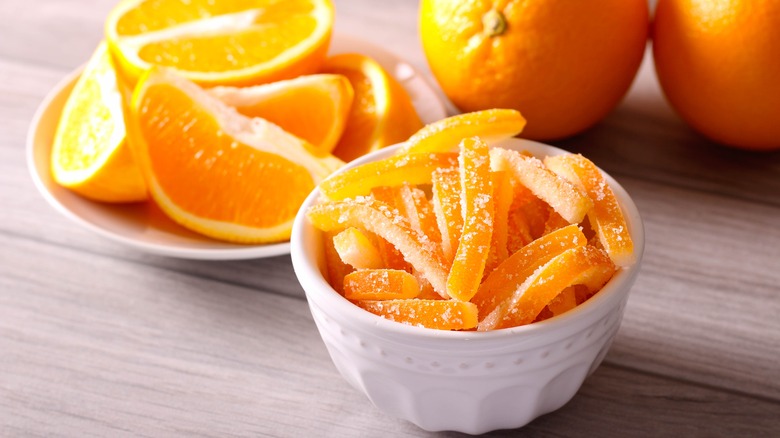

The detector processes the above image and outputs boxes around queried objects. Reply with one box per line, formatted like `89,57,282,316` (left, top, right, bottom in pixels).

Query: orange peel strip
400,185,442,246
431,167,462,263
547,286,578,316
323,230,354,294
332,227,384,270
397,109,527,155
307,197,449,295
485,170,512,276
471,224,587,320
479,245,617,331
318,152,458,201
446,137,494,302
356,299,478,330
544,154,635,267
490,148,592,224
344,269,420,300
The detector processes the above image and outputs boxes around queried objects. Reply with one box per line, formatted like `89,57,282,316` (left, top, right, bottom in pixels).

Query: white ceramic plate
27,33,447,260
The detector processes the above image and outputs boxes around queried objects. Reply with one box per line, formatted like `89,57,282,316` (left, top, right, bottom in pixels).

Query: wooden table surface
2,0,779,436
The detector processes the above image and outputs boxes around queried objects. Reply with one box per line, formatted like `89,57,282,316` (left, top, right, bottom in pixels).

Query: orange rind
333,227,384,270
431,167,462,263
344,269,420,300
355,299,478,330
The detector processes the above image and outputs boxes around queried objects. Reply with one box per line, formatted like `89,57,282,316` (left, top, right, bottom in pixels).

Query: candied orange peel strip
397,109,527,155
547,286,578,316
307,197,449,296
544,154,635,267
344,269,420,301
446,137,494,302
318,152,458,201
322,230,354,294
355,299,478,330
478,245,616,331
333,227,384,270
485,170,512,276
471,224,587,320
490,148,593,224
431,167,462,263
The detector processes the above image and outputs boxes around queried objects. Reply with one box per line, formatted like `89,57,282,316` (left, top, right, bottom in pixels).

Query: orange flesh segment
138,83,314,228
398,109,527,155
471,224,586,320
306,197,449,295
446,137,494,302
479,245,616,331
431,167,462,263
544,154,636,267
332,227,384,270
485,170,512,276
323,230,354,294
490,148,592,224
318,152,458,201
355,299,478,330
344,269,420,301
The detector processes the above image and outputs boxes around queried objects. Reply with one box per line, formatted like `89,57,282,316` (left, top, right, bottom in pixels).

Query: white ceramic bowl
290,138,644,434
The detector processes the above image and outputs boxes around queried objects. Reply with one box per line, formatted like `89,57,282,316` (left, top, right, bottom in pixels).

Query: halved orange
105,0,334,86
51,42,147,203
127,68,337,243
321,53,423,161
209,74,353,154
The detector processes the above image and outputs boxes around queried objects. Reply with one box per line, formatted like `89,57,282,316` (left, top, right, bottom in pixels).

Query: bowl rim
291,138,645,344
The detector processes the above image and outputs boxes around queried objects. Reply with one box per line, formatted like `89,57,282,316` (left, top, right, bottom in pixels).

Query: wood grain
2,0,779,436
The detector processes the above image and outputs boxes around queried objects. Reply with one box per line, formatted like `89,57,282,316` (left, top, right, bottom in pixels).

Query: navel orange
653,0,780,150
420,0,649,140
127,68,338,243
105,0,334,87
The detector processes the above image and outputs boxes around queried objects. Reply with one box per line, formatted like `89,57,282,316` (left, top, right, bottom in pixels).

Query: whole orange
420,0,649,140
653,0,780,150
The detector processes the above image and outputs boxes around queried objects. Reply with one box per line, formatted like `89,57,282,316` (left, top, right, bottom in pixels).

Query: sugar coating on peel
485,170,512,276
472,224,587,320
369,187,415,271
547,286,578,316
431,167,462,263
544,154,635,267
446,137,494,302
307,197,449,296
318,152,458,201
355,299,478,330
490,148,592,224
478,245,616,331
322,230,354,294
399,185,442,245
343,269,420,301
333,227,384,270
397,109,527,155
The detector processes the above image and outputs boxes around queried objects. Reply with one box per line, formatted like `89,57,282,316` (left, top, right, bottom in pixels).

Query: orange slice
307,197,449,295
51,42,147,202
323,230,354,294
544,154,636,267
318,152,458,201
490,148,593,224
446,138,494,302
127,68,335,243
479,245,616,331
344,269,420,300
209,74,353,154
105,0,334,86
321,53,423,162
431,167,462,263
332,227,384,270
355,299,478,330
471,224,586,320
397,109,526,155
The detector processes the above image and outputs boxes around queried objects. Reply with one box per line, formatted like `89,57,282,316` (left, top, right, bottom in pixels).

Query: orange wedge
344,269,420,300
355,299,478,330
105,0,334,86
209,74,353,154
397,109,526,155
544,154,636,267
332,227,384,270
319,152,458,200
471,224,587,320
127,68,336,243
479,245,616,331
490,148,592,224
431,167,462,263
446,138,494,302
51,42,147,202
307,197,449,295
321,53,423,162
